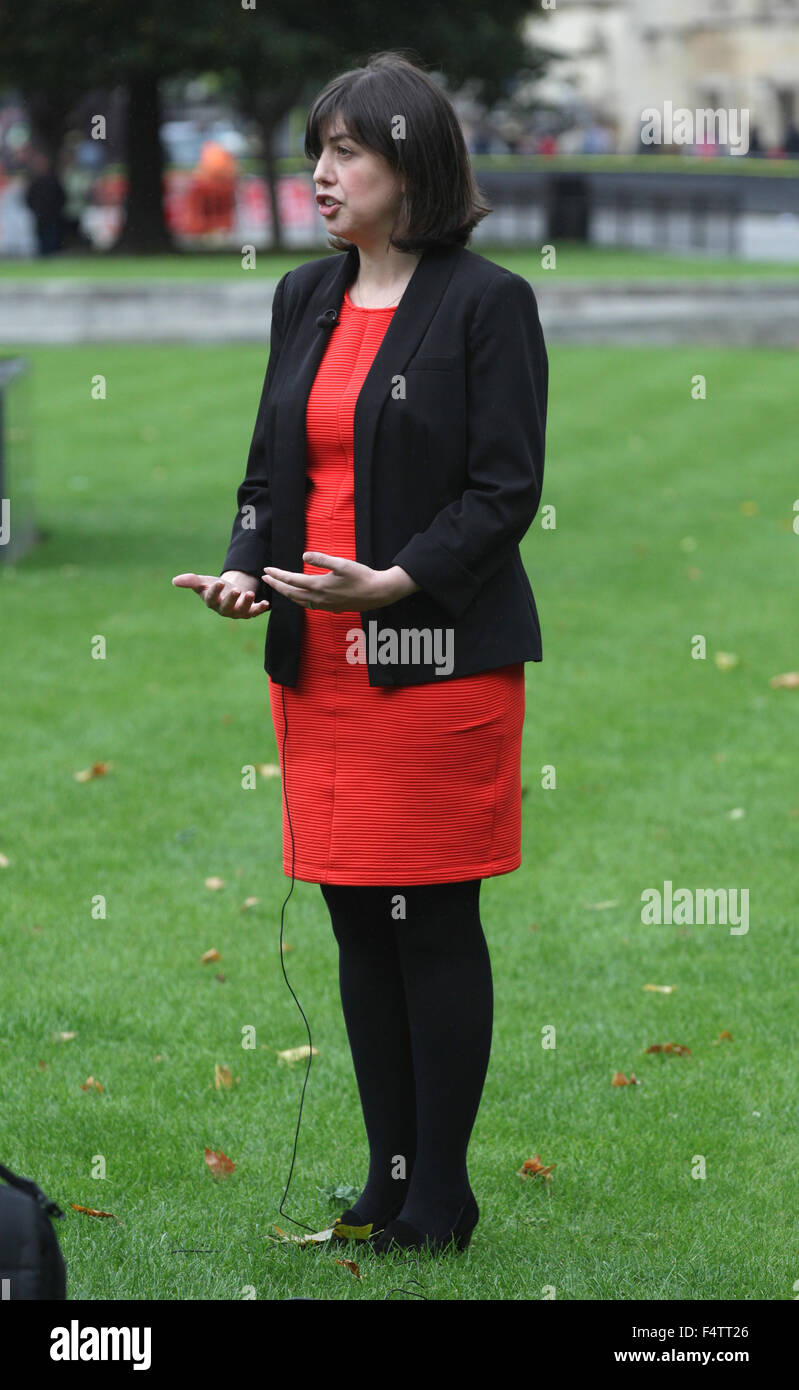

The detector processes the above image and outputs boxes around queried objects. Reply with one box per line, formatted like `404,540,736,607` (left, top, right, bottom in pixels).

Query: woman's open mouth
317,197,341,217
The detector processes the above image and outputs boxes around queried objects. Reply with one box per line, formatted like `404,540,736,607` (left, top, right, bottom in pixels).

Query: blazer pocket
407,355,457,372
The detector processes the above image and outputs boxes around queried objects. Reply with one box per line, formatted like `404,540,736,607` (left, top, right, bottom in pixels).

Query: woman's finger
172,572,213,593
262,573,321,605
232,588,259,616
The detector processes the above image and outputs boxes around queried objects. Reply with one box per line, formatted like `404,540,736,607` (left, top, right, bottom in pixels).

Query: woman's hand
171,570,271,617
261,553,419,612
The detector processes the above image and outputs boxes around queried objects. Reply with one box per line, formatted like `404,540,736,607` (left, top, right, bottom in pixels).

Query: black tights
320,879,493,1238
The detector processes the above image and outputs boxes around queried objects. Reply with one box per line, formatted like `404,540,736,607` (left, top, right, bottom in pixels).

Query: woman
173,51,548,1256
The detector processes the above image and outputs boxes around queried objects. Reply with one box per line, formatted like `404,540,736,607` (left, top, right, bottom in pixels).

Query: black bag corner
0,1161,67,1299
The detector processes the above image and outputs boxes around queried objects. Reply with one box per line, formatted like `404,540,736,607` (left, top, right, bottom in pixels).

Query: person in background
24,151,66,255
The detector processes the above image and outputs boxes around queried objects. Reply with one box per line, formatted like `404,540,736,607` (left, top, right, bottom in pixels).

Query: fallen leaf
714,652,739,671
0,851,9,868
645,1043,691,1056
255,763,281,778
517,1153,555,1180
73,761,112,781
612,1071,640,1086
642,984,676,994
214,1064,237,1089
711,1030,734,1044
241,897,259,910
204,877,224,891
728,807,746,819
70,1204,119,1220
332,1219,374,1241
204,1147,235,1178
80,1075,104,1091
271,1224,337,1245
201,948,221,964
53,1031,78,1042
584,900,618,911
276,1045,319,1064
335,1258,362,1279
770,672,799,689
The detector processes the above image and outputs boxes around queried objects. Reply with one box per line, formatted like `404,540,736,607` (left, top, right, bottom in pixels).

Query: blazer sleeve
219,272,288,596
389,272,548,621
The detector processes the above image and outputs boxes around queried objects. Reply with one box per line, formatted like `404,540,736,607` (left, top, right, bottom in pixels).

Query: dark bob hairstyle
304,50,492,253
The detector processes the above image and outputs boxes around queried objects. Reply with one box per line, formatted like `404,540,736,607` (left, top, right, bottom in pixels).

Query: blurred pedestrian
24,151,66,255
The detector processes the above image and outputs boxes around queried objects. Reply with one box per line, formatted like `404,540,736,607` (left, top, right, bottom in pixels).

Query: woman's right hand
171,570,271,617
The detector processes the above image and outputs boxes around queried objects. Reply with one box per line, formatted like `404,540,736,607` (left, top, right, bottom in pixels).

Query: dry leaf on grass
73,761,112,782
271,1224,338,1245
204,1147,235,1178
612,1071,640,1086
213,1064,238,1089
276,1045,319,1065
517,1154,555,1180
332,1219,374,1241
71,1204,119,1220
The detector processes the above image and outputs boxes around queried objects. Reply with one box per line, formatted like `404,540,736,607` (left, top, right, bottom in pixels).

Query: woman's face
312,117,405,245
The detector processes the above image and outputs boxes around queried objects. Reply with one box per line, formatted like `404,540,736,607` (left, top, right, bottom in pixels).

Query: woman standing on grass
173,50,548,1256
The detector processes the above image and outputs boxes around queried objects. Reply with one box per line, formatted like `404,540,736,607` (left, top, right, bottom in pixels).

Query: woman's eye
337,146,352,157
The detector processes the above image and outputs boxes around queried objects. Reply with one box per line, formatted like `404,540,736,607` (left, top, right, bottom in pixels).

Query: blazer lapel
273,241,461,571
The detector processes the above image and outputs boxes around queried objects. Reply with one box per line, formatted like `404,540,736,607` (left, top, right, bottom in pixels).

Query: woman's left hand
262,553,417,612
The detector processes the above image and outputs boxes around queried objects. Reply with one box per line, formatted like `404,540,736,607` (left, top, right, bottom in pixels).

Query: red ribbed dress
268,286,526,885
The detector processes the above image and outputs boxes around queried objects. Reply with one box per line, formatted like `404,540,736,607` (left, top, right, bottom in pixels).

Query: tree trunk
112,70,174,254
260,117,283,251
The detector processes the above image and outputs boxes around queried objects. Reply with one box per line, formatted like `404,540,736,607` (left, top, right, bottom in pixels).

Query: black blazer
220,240,548,686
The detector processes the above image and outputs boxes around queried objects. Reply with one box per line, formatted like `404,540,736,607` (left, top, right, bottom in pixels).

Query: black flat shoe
371,1191,479,1256
331,1193,407,1244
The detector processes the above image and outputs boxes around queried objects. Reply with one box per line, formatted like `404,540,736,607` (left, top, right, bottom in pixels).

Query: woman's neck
350,242,422,307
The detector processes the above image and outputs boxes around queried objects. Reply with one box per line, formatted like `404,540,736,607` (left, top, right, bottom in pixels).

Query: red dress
268,287,525,885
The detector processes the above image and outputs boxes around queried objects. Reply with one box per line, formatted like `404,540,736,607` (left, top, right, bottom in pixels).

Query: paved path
1,278,798,345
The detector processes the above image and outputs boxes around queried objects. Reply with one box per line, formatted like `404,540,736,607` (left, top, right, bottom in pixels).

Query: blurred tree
0,0,549,253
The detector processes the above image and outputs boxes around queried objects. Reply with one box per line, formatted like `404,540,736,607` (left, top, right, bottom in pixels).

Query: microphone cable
275,302,339,1235
275,675,321,1236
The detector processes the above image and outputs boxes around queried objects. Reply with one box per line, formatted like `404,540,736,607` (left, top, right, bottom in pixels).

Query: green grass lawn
1,341,797,1300
0,242,797,280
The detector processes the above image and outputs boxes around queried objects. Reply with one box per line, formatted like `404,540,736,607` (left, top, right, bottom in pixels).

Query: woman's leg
320,882,417,1222
392,879,493,1238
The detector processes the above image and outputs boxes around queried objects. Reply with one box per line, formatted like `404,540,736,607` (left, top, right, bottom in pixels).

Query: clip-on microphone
315,307,339,330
